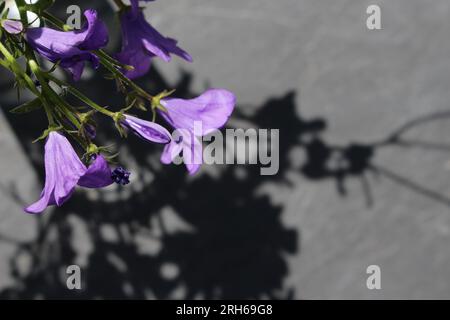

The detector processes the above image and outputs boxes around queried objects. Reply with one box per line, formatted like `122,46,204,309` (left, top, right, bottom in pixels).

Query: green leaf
10,98,42,114
0,2,6,15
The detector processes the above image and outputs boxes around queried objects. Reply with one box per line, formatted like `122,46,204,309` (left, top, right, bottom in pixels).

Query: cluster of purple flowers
12,0,236,213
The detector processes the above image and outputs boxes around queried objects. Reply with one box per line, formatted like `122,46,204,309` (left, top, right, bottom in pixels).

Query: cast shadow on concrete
1,64,449,299
1,0,450,299
0,65,299,299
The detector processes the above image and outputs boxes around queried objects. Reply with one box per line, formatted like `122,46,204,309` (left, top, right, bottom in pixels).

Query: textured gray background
1,0,450,299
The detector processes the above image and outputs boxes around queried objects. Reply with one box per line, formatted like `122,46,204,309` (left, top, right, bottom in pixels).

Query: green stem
29,60,82,129
40,96,56,126
0,42,40,96
95,50,153,100
28,60,58,125
46,74,115,118
0,42,58,126
113,0,126,10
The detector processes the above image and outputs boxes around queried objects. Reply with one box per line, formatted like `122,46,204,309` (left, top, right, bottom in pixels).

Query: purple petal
130,0,140,17
186,162,201,175
25,132,87,214
63,61,86,82
115,49,152,79
161,138,183,164
160,89,236,136
78,155,113,188
160,129,203,175
138,13,193,62
116,8,191,79
2,20,23,35
122,114,171,144
184,134,203,175
84,124,97,140
26,10,108,80
78,10,109,50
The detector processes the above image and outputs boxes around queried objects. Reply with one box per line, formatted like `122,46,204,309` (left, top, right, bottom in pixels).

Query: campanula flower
116,1,192,79
25,132,113,214
121,114,171,144
1,20,23,34
158,89,236,174
26,10,108,81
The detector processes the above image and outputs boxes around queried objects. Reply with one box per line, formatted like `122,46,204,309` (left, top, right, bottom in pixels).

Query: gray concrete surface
151,0,450,299
2,0,450,299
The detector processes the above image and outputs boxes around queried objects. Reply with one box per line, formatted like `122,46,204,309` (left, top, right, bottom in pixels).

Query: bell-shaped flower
116,2,192,79
158,89,236,174
26,10,108,81
120,114,171,144
25,132,113,214
1,20,23,34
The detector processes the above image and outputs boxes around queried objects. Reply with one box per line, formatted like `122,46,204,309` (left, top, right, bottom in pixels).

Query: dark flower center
111,167,131,185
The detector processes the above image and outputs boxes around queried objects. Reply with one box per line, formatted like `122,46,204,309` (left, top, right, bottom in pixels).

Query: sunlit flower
116,0,192,79
25,132,113,214
26,10,108,81
121,114,171,144
159,89,236,174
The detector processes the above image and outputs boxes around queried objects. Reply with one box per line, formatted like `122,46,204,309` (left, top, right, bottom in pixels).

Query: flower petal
116,8,191,79
122,115,171,144
139,14,193,62
160,129,202,175
115,49,151,79
160,139,183,164
2,20,23,34
26,10,108,80
78,10,109,51
25,132,86,214
186,162,201,175
160,89,236,135
63,61,86,82
78,155,113,188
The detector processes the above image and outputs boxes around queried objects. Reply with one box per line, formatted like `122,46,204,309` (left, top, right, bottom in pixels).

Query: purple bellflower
25,132,113,214
2,20,24,34
159,89,236,174
116,0,192,79
120,114,171,144
26,10,108,81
